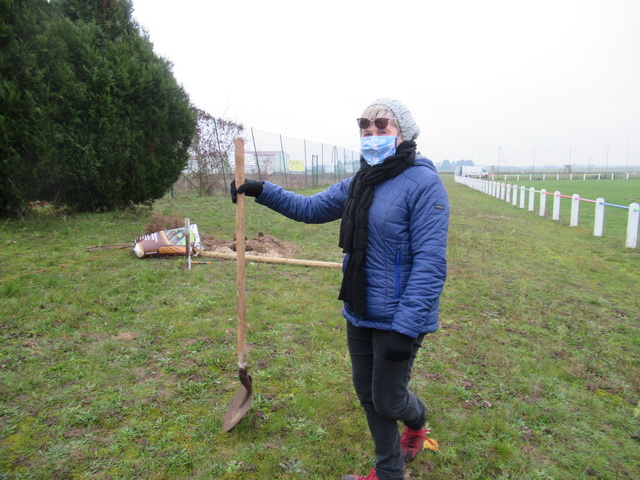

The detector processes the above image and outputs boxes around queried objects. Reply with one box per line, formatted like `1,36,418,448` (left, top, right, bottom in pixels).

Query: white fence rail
491,172,639,182
454,175,640,249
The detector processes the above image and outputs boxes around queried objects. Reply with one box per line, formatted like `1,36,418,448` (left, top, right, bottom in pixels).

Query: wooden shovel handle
234,138,247,369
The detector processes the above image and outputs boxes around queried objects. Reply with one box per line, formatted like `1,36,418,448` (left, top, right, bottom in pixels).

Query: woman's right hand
230,179,264,203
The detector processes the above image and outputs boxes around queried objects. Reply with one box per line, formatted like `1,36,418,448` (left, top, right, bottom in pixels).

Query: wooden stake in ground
185,217,191,270
222,138,253,431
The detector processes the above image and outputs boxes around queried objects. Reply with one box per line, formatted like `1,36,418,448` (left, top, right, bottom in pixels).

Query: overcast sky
131,0,639,168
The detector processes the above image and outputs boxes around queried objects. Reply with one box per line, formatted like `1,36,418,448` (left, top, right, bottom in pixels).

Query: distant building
243,151,290,174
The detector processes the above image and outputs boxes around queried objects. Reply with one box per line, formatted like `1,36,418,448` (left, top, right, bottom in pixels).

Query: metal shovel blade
221,367,253,431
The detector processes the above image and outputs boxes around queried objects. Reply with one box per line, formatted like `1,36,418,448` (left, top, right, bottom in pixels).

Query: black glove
384,331,414,362
230,179,264,204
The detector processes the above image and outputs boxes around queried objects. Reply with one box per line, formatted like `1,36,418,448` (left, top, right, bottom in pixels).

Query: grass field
1,176,639,479
463,177,639,244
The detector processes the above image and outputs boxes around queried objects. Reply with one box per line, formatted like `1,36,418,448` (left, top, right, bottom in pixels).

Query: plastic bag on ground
133,224,202,258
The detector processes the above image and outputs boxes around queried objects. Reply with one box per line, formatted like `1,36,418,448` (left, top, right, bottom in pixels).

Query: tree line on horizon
435,159,476,172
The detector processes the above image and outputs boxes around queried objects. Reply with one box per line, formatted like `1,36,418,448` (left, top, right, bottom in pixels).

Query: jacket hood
415,155,437,174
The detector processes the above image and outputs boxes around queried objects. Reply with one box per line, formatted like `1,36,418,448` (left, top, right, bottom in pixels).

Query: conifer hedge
0,0,196,215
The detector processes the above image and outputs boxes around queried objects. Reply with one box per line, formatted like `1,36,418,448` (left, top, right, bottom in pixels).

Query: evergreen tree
0,0,196,215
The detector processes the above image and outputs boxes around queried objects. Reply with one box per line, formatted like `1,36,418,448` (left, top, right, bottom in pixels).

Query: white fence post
553,191,561,221
594,198,605,237
570,194,580,227
455,179,638,249
626,203,639,248
528,187,535,211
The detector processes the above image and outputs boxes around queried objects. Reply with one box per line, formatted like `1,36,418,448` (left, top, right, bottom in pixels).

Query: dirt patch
144,212,184,234
113,332,138,341
200,232,296,258
145,213,297,258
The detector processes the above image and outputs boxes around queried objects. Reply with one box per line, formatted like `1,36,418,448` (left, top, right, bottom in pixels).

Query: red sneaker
400,426,430,462
342,468,380,480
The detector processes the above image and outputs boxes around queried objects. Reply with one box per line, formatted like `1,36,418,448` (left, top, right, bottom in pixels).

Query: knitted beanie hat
365,98,420,141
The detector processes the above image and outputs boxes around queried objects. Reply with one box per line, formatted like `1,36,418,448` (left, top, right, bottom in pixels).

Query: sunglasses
357,117,393,130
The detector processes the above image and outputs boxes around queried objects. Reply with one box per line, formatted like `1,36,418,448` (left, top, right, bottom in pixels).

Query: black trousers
346,321,426,480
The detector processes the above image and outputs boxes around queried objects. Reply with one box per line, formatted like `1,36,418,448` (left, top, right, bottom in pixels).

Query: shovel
222,138,253,431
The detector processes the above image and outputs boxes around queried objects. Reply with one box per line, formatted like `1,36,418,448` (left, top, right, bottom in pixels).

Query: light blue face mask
360,135,398,166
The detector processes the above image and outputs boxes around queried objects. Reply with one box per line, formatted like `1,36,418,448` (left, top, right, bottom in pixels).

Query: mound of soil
201,232,296,258
144,212,183,234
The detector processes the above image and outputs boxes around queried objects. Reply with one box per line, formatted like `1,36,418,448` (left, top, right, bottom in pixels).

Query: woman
231,98,449,480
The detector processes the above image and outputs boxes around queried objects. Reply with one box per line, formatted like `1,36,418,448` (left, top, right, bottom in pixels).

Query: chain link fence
173,127,361,196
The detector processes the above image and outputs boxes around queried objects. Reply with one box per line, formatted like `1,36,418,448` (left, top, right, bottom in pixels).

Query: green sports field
481,178,639,244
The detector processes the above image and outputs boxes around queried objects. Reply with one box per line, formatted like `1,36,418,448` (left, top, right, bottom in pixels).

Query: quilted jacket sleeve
255,179,351,224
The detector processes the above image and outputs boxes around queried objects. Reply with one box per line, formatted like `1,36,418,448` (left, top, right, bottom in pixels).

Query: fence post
626,203,639,248
250,127,262,181
511,185,518,205
520,186,526,208
279,134,288,188
594,198,605,237
553,191,561,221
539,189,547,217
570,194,580,226
528,187,535,211
303,139,308,188
506,184,511,203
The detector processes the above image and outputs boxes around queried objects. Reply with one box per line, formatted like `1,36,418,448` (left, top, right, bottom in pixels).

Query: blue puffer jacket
255,157,449,338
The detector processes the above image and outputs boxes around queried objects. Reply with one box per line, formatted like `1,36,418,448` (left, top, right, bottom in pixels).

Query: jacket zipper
395,249,402,298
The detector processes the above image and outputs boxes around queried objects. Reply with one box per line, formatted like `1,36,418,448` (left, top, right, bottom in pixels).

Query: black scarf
338,140,417,315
